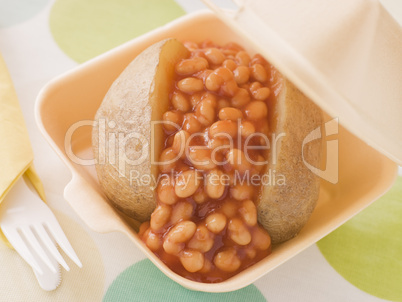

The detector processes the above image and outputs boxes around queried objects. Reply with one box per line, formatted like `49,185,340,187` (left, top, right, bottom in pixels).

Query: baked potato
257,70,322,243
92,39,189,221
92,38,322,279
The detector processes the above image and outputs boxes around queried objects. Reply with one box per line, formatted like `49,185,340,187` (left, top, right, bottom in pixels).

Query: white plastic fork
0,177,82,290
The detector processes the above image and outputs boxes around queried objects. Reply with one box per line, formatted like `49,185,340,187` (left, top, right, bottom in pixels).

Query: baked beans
209,120,238,139
205,72,223,91
207,137,230,152
244,101,268,120
193,188,207,204
230,183,254,201
157,176,177,205
231,88,250,108
178,77,204,94
166,220,197,243
214,248,241,272
170,201,193,224
246,248,257,259
174,170,202,198
158,148,177,173
176,57,209,76
205,169,226,199
172,91,190,112
239,200,257,226
218,107,243,121
221,79,239,97
204,48,225,65
233,66,250,85
196,99,215,126
180,249,205,272
140,40,272,283
215,67,234,81
138,221,150,237
150,204,171,231
199,259,212,273
183,41,198,51
163,239,184,255
240,121,256,138
226,148,252,174
228,218,252,245
221,200,237,218
182,113,202,133
217,98,231,110
188,147,216,170
202,91,217,107
252,226,272,250
206,213,227,233
187,225,214,253
162,111,182,133
250,54,267,65
190,93,202,108
249,82,271,100
222,59,237,71
235,51,251,66
143,229,162,251
172,130,190,158
251,64,268,82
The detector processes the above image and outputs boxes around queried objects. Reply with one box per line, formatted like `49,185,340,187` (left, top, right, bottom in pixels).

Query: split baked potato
92,38,321,247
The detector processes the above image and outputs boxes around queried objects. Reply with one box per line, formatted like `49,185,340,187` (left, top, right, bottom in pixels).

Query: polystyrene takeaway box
35,0,401,292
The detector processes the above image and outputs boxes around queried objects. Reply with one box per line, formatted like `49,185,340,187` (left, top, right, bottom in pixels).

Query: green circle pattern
317,176,402,301
103,259,266,302
49,0,185,63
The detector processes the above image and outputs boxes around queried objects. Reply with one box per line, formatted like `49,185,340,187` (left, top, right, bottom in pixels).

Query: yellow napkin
0,54,46,246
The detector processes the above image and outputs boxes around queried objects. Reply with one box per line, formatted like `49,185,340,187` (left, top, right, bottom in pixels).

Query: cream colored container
35,5,400,292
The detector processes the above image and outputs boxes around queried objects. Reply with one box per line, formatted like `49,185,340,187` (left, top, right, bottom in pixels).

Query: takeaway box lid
203,0,402,165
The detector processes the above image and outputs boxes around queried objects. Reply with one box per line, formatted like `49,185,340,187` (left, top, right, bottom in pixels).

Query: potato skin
92,39,176,222
257,77,322,244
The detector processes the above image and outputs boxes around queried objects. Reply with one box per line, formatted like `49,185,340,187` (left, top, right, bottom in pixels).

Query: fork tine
1,227,43,274
45,221,82,268
33,224,70,271
19,226,58,274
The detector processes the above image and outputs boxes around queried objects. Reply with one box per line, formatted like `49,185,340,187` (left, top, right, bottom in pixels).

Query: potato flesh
150,40,189,181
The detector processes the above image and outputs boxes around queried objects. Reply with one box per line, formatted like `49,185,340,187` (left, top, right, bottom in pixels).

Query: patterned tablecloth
0,0,401,301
